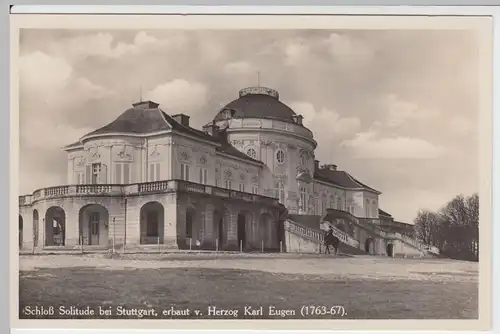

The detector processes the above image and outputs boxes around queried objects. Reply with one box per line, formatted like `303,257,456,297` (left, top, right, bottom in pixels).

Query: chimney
172,114,190,127
132,100,159,109
314,160,320,171
321,164,338,171
202,121,219,136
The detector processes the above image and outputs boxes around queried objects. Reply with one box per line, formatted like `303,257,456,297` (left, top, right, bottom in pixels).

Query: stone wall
18,188,283,253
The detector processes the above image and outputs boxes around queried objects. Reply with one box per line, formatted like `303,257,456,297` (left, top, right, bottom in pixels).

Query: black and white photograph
12,12,492,330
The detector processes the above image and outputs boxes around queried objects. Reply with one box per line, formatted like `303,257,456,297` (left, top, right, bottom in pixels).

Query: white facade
64,86,380,220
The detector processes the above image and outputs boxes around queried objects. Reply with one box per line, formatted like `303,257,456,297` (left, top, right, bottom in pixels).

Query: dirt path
18,253,478,283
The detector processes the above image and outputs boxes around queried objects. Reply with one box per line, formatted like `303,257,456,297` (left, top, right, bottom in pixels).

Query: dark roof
287,214,321,230
378,208,392,217
394,220,415,227
65,140,83,149
213,92,297,124
160,111,219,144
83,101,171,137
314,168,380,193
73,100,262,164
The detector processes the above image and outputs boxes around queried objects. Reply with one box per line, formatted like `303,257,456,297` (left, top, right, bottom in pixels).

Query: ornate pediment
149,145,160,158
87,146,101,161
117,146,133,161
179,151,190,162
296,170,313,184
224,169,232,179
75,156,86,168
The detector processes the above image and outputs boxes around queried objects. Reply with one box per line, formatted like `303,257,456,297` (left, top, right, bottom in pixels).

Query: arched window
246,148,257,159
301,153,307,166
299,186,307,211
276,149,285,164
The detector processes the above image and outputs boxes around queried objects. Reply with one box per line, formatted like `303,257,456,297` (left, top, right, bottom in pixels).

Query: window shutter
85,165,91,184
156,163,160,181
123,163,130,184
100,164,108,184
149,164,154,182
115,163,122,184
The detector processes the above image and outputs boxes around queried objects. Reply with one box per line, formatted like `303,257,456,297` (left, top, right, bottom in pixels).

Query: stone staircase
284,212,440,257
283,219,367,255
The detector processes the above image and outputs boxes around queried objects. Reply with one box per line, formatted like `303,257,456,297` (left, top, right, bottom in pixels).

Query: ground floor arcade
19,191,285,253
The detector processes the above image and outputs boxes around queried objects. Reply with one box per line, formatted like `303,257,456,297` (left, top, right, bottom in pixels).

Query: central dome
213,86,298,124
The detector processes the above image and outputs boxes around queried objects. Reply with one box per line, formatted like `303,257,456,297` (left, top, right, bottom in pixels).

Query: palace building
18,86,436,257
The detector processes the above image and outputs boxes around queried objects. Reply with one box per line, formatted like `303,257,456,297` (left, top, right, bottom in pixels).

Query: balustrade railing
76,185,113,194
19,179,278,206
45,186,69,197
138,181,169,193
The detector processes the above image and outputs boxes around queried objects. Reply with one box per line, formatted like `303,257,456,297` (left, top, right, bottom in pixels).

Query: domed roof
213,87,298,124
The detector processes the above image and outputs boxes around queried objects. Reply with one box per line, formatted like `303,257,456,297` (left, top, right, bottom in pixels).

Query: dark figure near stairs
324,227,340,255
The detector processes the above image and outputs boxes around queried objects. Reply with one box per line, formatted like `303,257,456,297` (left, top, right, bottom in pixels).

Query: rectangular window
215,178,220,187
146,211,159,237
156,163,161,181
149,163,161,182
252,186,258,194
180,164,190,181
225,180,232,189
239,184,245,192
199,168,208,184
91,221,99,236
91,163,101,184
149,164,155,181
115,163,122,184
115,163,131,184
123,163,130,184
75,172,85,184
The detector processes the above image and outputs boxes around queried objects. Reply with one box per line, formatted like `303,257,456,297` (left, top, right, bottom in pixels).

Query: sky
18,29,480,223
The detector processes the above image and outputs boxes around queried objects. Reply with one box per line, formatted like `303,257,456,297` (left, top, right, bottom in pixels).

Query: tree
414,209,440,245
414,193,479,262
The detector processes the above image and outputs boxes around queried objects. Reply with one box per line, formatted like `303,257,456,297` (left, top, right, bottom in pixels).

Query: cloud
324,33,375,64
19,51,115,149
17,29,480,224
45,31,181,61
290,102,361,138
19,51,72,94
340,130,446,159
145,79,208,112
284,41,311,66
20,120,94,150
224,61,255,74
383,94,439,127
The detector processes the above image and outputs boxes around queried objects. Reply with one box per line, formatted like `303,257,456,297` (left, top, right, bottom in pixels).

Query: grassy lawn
19,266,477,320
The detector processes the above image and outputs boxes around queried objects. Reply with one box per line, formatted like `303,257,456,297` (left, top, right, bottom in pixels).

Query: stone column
164,193,179,249
226,208,238,250
202,203,215,249
65,205,79,246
